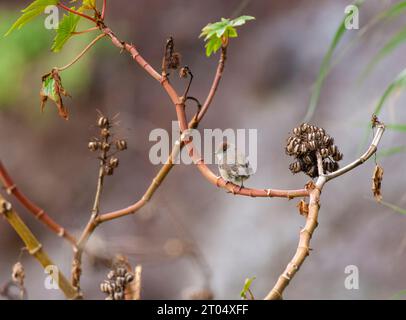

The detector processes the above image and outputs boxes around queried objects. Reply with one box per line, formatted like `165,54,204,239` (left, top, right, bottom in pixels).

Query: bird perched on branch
215,142,254,189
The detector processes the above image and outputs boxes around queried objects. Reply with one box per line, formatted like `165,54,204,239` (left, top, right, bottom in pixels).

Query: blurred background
0,0,405,300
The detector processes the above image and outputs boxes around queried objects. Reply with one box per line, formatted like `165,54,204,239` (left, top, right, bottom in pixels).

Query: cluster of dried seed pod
286,123,343,178
100,265,135,300
88,115,127,176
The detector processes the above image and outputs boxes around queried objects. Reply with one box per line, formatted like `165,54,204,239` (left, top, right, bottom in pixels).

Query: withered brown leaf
372,165,384,202
40,69,70,120
297,199,309,217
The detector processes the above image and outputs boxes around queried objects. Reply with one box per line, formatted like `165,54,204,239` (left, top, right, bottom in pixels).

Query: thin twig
58,3,97,23
71,125,110,291
0,194,78,299
101,0,107,20
56,33,106,72
325,123,385,181
72,27,99,35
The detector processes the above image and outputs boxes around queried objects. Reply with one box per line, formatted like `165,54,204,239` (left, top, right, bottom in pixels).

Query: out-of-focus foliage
0,11,93,116
5,0,58,36
304,0,365,122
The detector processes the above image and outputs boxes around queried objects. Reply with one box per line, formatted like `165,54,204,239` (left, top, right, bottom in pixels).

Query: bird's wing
236,152,253,176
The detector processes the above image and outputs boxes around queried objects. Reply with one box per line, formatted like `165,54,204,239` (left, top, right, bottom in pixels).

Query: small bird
215,142,254,189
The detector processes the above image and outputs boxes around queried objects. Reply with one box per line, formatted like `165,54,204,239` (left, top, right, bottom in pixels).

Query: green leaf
379,1,406,19
377,146,406,159
200,15,255,57
230,15,255,27
375,67,406,116
363,25,406,78
205,37,222,57
358,67,406,154
81,0,97,10
304,0,365,122
380,201,406,215
240,276,256,300
5,0,59,36
386,123,406,132
51,11,80,52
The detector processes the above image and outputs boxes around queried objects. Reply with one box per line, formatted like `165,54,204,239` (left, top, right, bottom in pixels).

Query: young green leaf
81,0,97,10
5,0,59,36
240,276,256,300
51,11,81,52
304,0,365,122
200,15,255,57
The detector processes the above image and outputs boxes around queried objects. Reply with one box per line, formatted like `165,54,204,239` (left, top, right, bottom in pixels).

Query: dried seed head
88,141,99,152
101,262,135,300
168,52,181,70
98,116,109,128
285,123,342,177
115,139,127,151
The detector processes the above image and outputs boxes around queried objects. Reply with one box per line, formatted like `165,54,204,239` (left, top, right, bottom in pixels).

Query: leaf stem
56,33,106,72
58,3,97,23
101,0,107,20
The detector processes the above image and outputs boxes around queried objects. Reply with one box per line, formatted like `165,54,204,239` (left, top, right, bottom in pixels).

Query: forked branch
265,120,385,300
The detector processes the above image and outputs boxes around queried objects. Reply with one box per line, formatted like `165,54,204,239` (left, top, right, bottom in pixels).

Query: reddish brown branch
101,0,107,20
58,3,97,23
0,161,77,246
99,25,308,205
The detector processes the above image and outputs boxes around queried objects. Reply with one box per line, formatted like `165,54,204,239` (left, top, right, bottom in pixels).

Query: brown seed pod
320,148,329,158
115,139,127,151
109,157,119,169
98,116,109,128
88,141,99,152
125,273,135,283
289,161,302,174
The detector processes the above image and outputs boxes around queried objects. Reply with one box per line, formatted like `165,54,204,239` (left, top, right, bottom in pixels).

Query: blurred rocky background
0,0,405,299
